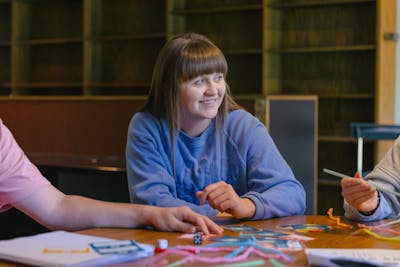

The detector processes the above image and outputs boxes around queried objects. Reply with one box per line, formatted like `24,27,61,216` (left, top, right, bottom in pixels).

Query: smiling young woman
126,32,306,220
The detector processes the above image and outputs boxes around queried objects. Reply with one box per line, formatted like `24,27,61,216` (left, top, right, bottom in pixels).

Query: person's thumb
354,172,362,179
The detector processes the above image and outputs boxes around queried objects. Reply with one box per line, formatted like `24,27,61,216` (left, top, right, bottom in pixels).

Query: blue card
223,224,260,233
241,229,289,237
211,236,250,243
279,224,331,233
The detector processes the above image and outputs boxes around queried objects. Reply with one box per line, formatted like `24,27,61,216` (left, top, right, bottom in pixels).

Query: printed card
211,236,250,243
279,224,331,233
89,240,144,255
223,224,260,233
256,238,304,251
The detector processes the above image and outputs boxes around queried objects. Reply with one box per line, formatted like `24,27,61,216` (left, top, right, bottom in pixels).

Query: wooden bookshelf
85,0,166,96
11,0,83,96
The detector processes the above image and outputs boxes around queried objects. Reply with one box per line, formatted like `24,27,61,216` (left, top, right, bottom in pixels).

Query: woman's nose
205,81,218,95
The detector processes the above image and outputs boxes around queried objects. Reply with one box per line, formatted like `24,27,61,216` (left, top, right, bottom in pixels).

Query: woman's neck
180,118,212,137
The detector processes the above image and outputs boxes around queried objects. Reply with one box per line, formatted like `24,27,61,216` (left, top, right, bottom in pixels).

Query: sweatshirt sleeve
126,113,217,217
344,136,400,221
227,111,306,220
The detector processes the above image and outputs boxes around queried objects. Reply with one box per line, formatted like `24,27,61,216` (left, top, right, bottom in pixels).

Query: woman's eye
194,78,205,85
215,74,224,82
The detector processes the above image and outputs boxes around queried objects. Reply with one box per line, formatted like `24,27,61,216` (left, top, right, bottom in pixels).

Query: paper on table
306,248,400,267
0,231,154,267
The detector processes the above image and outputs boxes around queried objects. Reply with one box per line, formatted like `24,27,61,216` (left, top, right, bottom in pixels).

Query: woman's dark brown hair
144,32,241,159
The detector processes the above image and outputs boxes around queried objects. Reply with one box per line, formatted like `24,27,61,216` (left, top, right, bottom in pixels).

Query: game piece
193,234,202,245
155,239,168,253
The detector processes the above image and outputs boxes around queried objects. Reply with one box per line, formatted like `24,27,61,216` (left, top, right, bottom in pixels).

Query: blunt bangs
177,42,227,82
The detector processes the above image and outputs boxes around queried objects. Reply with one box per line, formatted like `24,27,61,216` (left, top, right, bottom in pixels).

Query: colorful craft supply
215,259,266,267
149,246,290,267
358,229,400,242
269,258,285,267
147,235,293,267
327,208,353,229
358,223,400,236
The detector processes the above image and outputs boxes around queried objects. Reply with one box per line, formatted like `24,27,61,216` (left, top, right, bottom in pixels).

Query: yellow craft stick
361,229,400,242
326,208,353,229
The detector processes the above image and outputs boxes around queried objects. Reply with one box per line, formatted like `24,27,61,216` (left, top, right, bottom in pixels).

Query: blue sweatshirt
126,109,306,219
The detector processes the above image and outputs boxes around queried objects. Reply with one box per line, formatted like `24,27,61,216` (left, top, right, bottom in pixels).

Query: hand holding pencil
323,169,379,215
340,172,379,214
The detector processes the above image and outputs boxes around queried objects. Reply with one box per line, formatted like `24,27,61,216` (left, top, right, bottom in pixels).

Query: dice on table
193,234,202,245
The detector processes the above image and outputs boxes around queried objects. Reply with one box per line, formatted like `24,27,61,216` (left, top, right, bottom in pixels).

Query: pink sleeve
0,119,50,212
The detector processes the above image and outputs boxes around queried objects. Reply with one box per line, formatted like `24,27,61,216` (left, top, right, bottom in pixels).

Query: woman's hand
341,172,379,214
197,181,256,219
147,206,223,235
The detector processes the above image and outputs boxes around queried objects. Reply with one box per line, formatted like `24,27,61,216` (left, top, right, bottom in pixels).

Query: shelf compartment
278,51,375,95
1,2,12,96
283,93,374,99
14,43,83,86
90,33,166,43
277,1,376,48
268,0,376,9
318,140,374,179
268,44,375,53
176,11,262,51
91,0,166,37
13,85,83,96
87,84,149,96
87,39,163,90
14,0,82,40
0,46,10,95
173,0,261,10
317,182,344,214
173,5,262,14
18,38,83,45
319,98,374,137
318,93,374,99
319,135,356,142
226,54,262,94
0,86,11,96
0,1,10,42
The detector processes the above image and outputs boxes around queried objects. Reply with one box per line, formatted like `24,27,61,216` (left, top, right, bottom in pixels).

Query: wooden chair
350,122,400,175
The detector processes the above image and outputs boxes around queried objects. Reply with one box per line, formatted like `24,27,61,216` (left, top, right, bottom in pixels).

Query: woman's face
179,72,226,130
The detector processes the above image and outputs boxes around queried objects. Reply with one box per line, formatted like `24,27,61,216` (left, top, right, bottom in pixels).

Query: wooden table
2,215,400,266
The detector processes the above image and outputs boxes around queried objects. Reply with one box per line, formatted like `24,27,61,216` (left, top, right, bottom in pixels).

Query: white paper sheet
306,248,400,267
0,231,153,267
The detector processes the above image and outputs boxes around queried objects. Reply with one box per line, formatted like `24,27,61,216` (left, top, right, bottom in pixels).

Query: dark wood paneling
0,99,145,157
